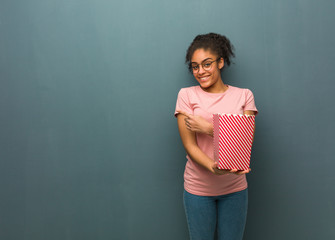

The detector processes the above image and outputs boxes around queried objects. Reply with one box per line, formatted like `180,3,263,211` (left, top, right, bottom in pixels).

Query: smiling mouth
199,76,210,81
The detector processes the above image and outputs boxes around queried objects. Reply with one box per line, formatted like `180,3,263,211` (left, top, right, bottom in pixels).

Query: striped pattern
213,114,255,171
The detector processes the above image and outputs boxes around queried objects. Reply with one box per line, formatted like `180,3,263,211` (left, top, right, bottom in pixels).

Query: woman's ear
218,58,224,69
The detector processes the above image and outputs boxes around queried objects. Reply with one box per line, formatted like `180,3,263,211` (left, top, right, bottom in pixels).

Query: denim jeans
183,188,248,240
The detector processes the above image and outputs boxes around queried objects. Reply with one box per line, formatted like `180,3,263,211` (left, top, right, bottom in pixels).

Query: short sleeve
174,88,193,117
244,89,258,115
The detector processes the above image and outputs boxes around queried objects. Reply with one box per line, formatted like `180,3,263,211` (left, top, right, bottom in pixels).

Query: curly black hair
185,33,235,73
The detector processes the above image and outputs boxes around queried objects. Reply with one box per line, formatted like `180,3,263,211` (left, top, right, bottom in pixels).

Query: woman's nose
198,65,206,74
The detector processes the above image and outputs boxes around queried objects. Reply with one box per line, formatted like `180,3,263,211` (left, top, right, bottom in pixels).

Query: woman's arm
176,110,256,175
244,110,256,144
177,110,213,136
244,110,256,116
177,113,235,175
178,109,256,136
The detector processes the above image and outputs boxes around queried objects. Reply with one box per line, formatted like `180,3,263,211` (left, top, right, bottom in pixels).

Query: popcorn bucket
213,114,256,171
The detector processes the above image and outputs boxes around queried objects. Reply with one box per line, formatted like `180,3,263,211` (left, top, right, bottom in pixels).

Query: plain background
1,0,334,239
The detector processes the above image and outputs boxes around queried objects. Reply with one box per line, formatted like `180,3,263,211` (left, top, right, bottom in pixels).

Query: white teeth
200,77,209,81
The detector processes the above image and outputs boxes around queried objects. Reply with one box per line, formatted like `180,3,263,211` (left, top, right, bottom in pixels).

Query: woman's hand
211,162,251,175
177,110,213,136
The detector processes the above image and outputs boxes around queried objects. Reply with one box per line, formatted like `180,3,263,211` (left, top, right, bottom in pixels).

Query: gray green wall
1,0,334,239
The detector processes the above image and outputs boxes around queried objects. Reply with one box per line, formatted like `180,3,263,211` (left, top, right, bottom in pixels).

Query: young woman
174,33,258,240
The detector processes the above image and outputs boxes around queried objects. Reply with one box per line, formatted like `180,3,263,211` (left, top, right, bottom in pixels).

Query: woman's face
191,48,224,91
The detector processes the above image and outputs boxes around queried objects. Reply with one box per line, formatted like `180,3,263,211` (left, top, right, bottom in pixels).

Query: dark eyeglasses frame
191,58,221,73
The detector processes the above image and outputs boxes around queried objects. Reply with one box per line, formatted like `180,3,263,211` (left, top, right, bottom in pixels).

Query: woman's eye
204,63,211,67
192,66,199,70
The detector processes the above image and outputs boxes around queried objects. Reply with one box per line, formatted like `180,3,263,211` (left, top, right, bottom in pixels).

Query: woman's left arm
244,110,256,144
243,110,256,116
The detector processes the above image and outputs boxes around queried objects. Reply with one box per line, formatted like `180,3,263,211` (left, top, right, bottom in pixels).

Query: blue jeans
183,189,248,240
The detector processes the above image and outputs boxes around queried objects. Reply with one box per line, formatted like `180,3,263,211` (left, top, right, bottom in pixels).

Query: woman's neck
202,79,228,93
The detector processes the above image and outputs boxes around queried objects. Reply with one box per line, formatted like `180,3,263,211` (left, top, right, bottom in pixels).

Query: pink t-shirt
175,85,258,196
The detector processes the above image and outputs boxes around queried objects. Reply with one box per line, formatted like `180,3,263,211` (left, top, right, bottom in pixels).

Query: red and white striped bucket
213,114,255,171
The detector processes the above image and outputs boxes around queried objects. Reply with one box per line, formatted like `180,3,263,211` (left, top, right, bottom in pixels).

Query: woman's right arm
177,113,214,172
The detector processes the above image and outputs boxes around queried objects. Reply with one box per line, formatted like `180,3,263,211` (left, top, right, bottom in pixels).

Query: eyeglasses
191,58,221,73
